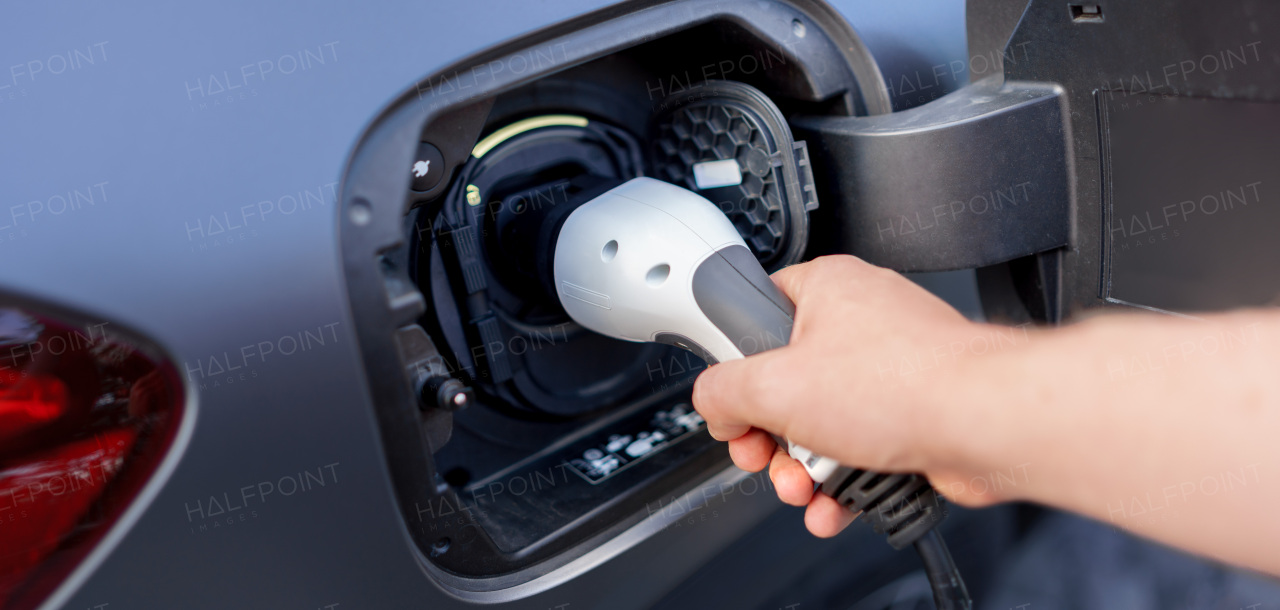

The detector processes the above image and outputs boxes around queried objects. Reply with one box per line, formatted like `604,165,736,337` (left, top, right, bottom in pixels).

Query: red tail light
0,375,68,440
0,307,183,609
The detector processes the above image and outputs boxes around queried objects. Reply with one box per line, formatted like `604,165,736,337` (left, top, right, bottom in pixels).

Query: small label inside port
692,159,743,189
1070,4,1103,21
566,403,706,484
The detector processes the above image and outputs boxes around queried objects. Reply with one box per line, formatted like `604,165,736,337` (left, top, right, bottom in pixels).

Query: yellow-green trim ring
470,114,589,158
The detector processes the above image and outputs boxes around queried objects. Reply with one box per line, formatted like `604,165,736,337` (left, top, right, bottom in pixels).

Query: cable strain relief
819,468,947,550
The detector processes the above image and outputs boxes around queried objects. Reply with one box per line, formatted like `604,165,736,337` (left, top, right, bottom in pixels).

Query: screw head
419,375,473,411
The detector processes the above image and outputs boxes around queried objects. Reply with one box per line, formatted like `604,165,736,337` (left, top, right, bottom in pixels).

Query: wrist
915,320,1040,504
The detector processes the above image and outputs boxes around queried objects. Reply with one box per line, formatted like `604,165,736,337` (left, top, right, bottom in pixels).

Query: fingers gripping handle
689,247,950,552
687,245,841,484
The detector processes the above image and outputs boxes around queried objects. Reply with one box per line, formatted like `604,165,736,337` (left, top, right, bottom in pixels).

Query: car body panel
0,1,968,607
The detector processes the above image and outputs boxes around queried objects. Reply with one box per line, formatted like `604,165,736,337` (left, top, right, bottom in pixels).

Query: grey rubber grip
691,245,794,358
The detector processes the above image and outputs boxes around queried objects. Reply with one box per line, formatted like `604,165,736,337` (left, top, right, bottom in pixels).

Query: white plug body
552,177,746,361
552,177,839,484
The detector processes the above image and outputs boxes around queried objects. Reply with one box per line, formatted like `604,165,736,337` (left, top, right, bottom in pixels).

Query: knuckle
749,359,785,401
811,254,852,278
871,264,901,283
750,354,803,418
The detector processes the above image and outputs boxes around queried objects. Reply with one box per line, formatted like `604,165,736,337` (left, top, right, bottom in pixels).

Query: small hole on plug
601,240,618,262
646,264,670,287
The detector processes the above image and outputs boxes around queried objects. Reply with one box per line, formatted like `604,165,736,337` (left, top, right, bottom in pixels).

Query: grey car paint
0,1,967,607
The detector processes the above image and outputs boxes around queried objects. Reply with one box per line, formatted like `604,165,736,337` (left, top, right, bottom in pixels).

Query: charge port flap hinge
793,140,819,212
791,78,1071,272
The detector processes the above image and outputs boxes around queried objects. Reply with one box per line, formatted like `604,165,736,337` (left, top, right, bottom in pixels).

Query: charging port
336,0,888,593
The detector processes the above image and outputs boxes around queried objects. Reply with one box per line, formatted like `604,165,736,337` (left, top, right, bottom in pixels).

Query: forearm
932,310,1280,574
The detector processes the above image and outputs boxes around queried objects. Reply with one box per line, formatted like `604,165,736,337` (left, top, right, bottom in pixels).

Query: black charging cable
915,529,971,610
819,468,971,610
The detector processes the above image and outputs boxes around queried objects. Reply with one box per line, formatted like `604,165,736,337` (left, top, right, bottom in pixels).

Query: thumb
769,254,869,301
767,259,814,305
692,258,841,440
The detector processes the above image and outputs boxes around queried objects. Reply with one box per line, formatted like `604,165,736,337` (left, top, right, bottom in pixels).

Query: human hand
691,255,998,537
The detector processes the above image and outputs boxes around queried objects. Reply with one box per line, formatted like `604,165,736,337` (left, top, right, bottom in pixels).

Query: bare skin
691,254,1280,576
